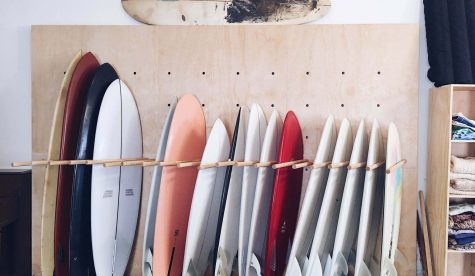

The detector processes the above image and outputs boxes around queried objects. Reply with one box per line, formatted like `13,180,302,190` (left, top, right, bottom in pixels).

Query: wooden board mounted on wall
31,25,419,275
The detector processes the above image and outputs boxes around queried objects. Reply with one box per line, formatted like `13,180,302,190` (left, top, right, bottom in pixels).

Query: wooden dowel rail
328,161,350,169
69,160,88,165
312,161,331,169
272,159,308,169
177,160,202,168
385,159,407,174
199,162,218,170
366,161,385,171
236,161,258,167
347,162,367,170
11,160,49,167
292,161,313,169
217,160,237,167
255,161,277,168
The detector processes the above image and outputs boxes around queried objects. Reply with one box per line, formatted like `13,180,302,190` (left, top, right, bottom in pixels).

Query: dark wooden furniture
0,169,31,276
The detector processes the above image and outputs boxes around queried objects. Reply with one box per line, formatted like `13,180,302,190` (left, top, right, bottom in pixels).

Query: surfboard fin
301,256,310,275
381,257,397,276
306,255,323,276
186,259,198,276
144,248,153,276
323,255,332,276
357,261,372,276
286,257,303,276
332,251,349,276
249,252,262,276
216,246,229,276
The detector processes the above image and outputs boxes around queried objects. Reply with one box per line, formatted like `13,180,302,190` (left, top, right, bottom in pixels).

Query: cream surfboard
246,110,283,276
355,120,385,276
143,101,177,276
285,115,337,276
91,80,143,275
330,120,368,275
238,104,267,276
380,123,403,276
40,50,82,276
305,119,353,276
121,0,331,25
215,107,248,276
183,119,230,276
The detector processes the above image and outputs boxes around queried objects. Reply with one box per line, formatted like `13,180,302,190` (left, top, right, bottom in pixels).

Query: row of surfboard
40,50,403,276
143,101,404,276
143,102,404,276
40,51,143,276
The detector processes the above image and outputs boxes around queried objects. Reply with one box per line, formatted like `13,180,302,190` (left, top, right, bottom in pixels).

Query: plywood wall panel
31,25,418,276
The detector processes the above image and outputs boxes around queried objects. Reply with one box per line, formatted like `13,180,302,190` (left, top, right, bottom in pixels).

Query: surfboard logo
103,190,113,198
125,188,134,196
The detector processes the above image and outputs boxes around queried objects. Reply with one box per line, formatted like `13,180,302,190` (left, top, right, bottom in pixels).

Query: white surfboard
284,115,337,276
183,119,230,276
380,123,403,276
215,107,248,276
245,110,283,276
238,104,267,276
91,79,143,276
305,119,353,276
330,120,368,275
354,120,385,276
142,101,176,276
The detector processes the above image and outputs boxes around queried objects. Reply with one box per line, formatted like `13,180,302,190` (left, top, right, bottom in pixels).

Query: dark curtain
424,0,475,87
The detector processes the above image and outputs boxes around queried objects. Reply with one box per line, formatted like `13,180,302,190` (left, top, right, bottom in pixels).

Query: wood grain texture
426,85,452,276
31,25,418,275
418,191,433,276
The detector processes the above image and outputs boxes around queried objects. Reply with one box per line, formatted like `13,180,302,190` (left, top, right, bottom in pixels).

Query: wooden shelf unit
427,84,475,275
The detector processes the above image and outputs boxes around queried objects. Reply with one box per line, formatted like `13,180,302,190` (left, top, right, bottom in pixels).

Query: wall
0,0,429,191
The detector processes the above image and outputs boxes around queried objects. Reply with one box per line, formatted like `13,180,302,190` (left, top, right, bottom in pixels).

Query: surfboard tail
356,261,372,276
285,257,303,276
305,254,323,276
331,251,349,276
380,257,397,276
248,252,263,276
143,248,153,276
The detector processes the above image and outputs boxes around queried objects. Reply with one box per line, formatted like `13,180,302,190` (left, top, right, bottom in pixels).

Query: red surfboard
264,111,304,276
54,52,99,276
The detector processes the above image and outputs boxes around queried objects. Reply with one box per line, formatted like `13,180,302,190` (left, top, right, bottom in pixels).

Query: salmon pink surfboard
153,94,206,276
54,52,99,276
264,111,304,276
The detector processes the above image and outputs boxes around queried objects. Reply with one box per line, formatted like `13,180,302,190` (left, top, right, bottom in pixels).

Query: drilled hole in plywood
202,103,205,107
305,136,309,139
377,104,381,107
341,104,345,107
341,71,345,75
306,104,309,107
236,72,240,75
63,71,66,75
306,72,310,75
305,168,308,171
167,72,171,75
133,72,137,75
377,71,381,75
236,103,240,107
271,104,275,107
202,72,206,75
271,72,275,75
167,103,171,107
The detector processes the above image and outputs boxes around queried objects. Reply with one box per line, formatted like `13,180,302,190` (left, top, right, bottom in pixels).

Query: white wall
0,0,429,190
